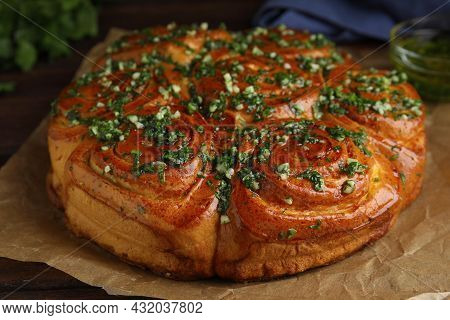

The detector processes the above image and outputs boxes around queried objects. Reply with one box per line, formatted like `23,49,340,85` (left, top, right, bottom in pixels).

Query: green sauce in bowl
390,16,450,102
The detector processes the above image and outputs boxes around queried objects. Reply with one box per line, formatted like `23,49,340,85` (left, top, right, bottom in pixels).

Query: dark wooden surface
0,0,388,300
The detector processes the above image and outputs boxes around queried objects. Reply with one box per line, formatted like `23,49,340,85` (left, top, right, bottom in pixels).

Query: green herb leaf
15,40,37,71
340,158,368,177
278,228,297,240
298,169,324,191
238,168,264,191
0,81,15,93
309,220,322,229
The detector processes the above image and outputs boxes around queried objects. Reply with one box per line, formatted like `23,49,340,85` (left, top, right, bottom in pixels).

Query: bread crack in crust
47,23,425,281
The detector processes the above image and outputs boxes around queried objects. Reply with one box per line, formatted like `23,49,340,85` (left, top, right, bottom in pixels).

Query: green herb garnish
298,169,324,191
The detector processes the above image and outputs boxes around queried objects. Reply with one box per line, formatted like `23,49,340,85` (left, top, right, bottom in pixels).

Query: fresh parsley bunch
0,0,98,71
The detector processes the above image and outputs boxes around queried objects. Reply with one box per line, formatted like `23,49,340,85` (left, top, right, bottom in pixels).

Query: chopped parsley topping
276,163,290,180
89,119,124,143
340,158,368,177
238,168,264,191
65,109,82,125
55,24,421,214
257,142,271,163
230,85,273,121
215,149,237,180
314,74,423,120
399,172,406,185
141,107,183,146
342,179,356,194
274,71,310,89
298,169,324,191
130,149,167,182
297,51,343,73
220,214,231,224
162,145,193,167
309,220,322,229
138,161,167,183
326,126,372,156
215,180,232,214
278,228,297,240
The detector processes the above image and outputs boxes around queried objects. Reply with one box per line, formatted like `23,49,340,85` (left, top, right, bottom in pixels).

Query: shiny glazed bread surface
47,24,425,281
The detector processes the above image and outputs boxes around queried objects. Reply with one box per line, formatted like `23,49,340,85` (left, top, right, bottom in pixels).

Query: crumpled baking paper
0,29,448,300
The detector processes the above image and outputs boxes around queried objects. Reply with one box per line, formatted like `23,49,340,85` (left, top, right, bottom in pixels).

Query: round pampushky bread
47,23,425,281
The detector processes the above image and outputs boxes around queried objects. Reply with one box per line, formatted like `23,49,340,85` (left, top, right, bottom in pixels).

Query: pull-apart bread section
48,24,425,281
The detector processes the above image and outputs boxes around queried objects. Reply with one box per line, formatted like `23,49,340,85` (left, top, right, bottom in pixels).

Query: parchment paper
0,29,449,300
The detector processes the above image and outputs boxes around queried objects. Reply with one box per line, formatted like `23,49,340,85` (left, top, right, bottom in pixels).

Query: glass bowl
390,14,450,102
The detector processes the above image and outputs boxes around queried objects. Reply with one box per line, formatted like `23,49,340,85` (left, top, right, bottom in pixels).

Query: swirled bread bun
48,23,425,281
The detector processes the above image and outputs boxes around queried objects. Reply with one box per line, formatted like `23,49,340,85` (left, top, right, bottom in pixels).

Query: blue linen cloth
253,0,450,42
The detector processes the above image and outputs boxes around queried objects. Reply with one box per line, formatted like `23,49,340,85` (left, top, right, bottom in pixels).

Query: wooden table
0,0,388,299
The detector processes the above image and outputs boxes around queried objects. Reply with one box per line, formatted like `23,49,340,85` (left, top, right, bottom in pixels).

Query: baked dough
48,24,425,281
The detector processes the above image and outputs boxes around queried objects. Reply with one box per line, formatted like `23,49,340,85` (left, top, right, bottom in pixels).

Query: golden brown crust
215,201,393,281
47,24,425,281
